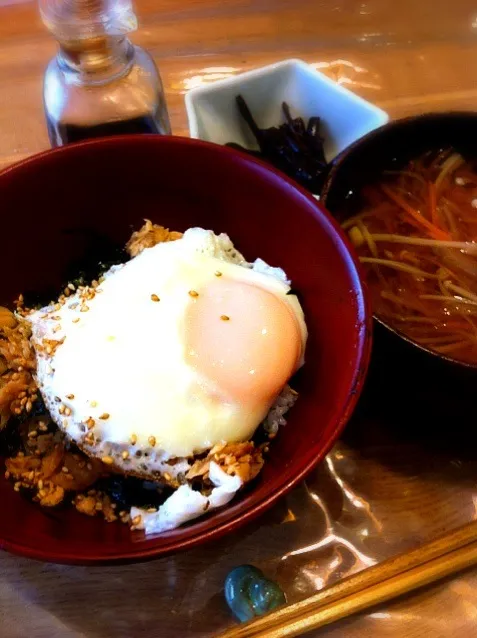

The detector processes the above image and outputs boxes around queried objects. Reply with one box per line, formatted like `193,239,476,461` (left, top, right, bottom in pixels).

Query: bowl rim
321,110,477,371
0,134,373,564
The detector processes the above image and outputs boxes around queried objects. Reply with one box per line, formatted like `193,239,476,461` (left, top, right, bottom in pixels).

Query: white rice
262,385,298,435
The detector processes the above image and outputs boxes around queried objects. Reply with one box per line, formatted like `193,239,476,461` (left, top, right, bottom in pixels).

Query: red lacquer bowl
0,136,371,564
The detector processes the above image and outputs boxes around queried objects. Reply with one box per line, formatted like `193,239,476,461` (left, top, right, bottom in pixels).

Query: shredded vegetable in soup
344,149,477,364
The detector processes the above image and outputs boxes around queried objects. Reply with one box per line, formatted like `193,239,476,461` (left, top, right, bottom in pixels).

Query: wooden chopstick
219,519,477,638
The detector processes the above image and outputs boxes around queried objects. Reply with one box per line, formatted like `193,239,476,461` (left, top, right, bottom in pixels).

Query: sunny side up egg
29,228,307,480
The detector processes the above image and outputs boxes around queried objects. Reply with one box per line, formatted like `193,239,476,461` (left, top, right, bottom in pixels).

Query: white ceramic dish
185,59,388,161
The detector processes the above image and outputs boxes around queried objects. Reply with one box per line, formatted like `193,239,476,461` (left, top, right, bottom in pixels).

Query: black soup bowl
321,112,477,431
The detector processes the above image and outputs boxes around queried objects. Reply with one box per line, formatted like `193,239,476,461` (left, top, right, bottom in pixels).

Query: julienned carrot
381,185,451,241
428,182,438,226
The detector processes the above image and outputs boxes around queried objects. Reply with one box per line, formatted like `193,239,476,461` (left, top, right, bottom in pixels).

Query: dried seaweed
226,96,329,194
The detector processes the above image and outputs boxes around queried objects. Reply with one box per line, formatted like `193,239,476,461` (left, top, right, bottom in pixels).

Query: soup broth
344,149,477,365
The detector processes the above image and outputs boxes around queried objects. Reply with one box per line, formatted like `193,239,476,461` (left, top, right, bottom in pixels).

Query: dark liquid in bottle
46,114,163,146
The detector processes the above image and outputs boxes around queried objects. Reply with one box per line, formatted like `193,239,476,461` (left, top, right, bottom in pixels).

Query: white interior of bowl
185,59,389,162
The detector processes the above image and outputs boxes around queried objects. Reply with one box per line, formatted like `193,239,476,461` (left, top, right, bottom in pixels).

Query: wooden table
2,1,477,636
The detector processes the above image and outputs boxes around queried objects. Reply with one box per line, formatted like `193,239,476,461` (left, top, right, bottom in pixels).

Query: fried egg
29,228,307,479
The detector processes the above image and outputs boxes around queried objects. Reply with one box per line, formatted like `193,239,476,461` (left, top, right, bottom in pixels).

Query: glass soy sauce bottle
40,0,171,147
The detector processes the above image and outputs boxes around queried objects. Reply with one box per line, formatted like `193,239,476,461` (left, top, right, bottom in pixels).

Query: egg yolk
185,277,302,406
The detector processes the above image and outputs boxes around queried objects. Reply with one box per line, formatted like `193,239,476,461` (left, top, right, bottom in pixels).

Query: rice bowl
0,135,370,563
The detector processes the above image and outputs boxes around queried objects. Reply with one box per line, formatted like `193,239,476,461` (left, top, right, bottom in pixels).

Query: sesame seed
72,318,80,323
102,456,114,466
86,418,95,430
163,472,171,481
151,294,160,302
62,466,69,474
26,400,32,412
220,315,230,321
132,515,142,526
99,413,110,420
68,283,75,291
188,290,199,298
90,401,98,408
39,422,48,432
86,463,93,471
148,436,156,447
66,394,75,400
38,479,43,489
4,471,10,479
130,434,137,445
58,405,66,415
28,430,38,439
80,305,90,313
64,407,72,416
147,508,157,513
121,451,129,460
215,271,222,277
